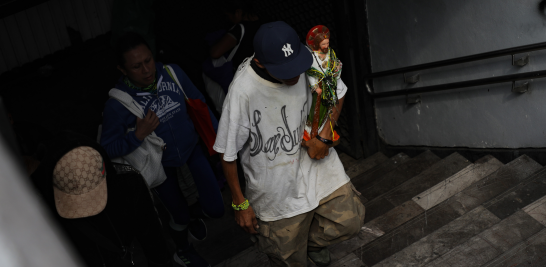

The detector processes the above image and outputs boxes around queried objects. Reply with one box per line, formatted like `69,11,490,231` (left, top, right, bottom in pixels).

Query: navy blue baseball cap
253,21,313,79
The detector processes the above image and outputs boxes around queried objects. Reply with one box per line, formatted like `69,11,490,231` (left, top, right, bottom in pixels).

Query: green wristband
232,199,249,211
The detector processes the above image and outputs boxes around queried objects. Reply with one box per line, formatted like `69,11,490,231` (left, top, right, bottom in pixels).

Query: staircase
214,151,546,267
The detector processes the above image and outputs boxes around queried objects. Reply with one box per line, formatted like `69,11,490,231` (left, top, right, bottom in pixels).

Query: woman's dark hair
540,0,546,15
114,32,152,68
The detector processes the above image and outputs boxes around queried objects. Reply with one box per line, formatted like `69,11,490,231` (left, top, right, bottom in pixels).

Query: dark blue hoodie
100,62,218,167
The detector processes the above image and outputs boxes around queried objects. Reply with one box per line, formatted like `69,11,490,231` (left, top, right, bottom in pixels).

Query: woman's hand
135,109,159,141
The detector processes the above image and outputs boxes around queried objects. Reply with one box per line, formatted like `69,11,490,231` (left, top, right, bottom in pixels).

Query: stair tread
353,155,542,266
346,152,389,179
413,155,504,211
351,153,410,202
427,192,546,267
426,210,545,267
482,228,546,267
484,166,546,220
338,152,360,170
364,152,472,223
329,154,506,260
360,150,440,202
375,206,501,267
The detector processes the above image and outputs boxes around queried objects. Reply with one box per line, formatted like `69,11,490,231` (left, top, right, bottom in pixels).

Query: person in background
100,32,223,267
209,0,267,71
29,132,176,267
214,21,365,267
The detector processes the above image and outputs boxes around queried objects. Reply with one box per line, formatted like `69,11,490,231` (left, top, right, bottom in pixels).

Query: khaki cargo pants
256,183,365,267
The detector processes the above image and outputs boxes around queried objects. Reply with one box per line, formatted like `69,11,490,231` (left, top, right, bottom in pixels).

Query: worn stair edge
374,206,501,267
328,155,510,260
351,153,411,203
360,150,441,204
481,228,546,267
425,209,545,267
346,155,542,266
346,152,389,179
363,152,472,223
523,194,546,227
338,152,359,170
483,166,546,220
412,155,504,211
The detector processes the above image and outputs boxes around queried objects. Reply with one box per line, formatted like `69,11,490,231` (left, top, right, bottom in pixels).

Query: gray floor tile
366,200,425,236
363,153,470,223
479,210,545,252
485,167,546,220
354,155,541,266
352,153,410,195
413,155,503,211
329,253,367,267
523,195,546,227
375,206,500,267
483,228,546,267
428,235,499,267
361,150,440,204
346,152,389,179
385,152,472,207
426,210,545,267
339,152,360,171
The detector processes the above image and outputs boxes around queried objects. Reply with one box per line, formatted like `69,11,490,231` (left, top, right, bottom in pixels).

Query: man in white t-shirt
213,21,365,267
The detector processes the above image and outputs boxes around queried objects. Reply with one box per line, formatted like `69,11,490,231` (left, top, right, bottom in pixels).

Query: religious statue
304,25,342,146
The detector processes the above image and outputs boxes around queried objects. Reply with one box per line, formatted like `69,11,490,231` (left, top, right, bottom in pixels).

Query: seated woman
30,132,175,267
100,32,224,267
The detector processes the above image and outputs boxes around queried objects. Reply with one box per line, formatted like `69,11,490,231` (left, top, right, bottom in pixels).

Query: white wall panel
26,6,51,57
37,2,62,54
0,0,113,75
0,20,19,69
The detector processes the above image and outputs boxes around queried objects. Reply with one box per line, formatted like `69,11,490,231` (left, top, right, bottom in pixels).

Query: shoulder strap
164,65,188,100
108,88,146,118
226,24,245,62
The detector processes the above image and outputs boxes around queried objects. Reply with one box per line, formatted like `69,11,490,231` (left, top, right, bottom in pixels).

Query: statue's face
319,38,329,53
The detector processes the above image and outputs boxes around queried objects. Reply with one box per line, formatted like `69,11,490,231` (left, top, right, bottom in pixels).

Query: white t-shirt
213,58,350,222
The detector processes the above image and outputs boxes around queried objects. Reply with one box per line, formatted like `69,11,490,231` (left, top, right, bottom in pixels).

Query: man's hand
235,206,259,234
135,109,159,141
302,137,330,160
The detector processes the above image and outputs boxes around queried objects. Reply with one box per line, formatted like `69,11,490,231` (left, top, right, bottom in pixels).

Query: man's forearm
319,96,345,139
219,154,246,205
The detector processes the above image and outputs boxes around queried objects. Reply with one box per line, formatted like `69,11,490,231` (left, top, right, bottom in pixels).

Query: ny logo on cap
282,43,293,57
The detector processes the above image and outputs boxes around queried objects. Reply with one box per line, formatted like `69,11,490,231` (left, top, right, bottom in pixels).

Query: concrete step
329,154,503,261
376,167,546,266
338,152,360,170
363,152,472,224
343,155,541,266
481,207,546,267
345,152,389,180
359,151,441,204
338,151,390,179
426,203,546,266
352,153,410,204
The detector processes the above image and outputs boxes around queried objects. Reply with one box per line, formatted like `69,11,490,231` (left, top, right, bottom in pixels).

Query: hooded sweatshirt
100,62,218,167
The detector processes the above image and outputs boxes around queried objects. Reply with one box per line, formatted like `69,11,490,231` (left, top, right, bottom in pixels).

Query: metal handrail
366,41,546,99
366,41,546,79
368,69,546,99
